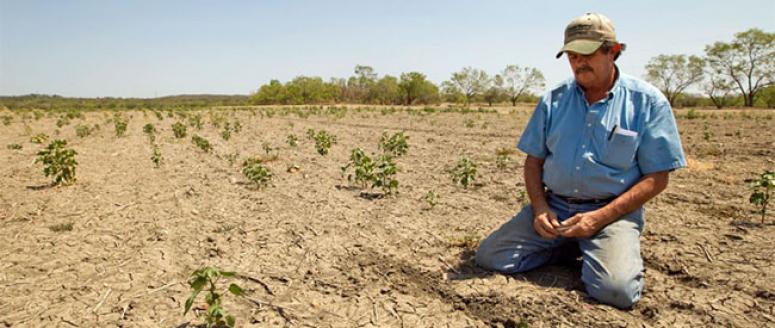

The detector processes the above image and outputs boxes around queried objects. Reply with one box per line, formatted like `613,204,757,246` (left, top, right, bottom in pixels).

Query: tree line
645,28,775,108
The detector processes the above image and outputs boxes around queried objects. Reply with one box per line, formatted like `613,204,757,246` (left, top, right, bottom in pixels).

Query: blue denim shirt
517,69,686,200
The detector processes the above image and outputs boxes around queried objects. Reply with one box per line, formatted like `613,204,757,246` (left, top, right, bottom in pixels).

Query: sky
1,0,774,98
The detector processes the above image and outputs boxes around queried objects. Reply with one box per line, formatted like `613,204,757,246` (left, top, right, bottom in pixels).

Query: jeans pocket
602,132,639,169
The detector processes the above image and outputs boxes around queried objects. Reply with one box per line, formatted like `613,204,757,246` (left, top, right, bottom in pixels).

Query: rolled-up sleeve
517,100,549,159
636,99,686,174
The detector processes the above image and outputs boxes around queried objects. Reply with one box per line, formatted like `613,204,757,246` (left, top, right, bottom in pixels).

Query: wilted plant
35,139,78,185
379,131,409,157
151,144,162,168
242,158,272,188
452,157,477,189
31,133,49,144
192,135,212,153
286,134,298,147
747,170,774,224
184,266,245,328
313,130,337,156
172,122,187,139
75,124,93,138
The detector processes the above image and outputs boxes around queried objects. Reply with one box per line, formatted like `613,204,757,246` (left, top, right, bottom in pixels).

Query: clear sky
1,0,774,98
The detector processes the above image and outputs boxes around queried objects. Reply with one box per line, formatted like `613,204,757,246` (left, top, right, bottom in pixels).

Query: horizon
1,1,774,98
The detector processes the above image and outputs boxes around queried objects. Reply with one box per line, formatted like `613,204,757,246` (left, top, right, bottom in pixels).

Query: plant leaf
228,283,245,296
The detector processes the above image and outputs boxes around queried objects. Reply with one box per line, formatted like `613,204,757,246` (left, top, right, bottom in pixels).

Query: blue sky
1,1,774,98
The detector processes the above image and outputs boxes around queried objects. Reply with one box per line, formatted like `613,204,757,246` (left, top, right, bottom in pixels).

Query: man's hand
533,207,561,239
557,211,605,239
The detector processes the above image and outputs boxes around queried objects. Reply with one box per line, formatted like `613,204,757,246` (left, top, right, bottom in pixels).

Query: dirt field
1,105,773,327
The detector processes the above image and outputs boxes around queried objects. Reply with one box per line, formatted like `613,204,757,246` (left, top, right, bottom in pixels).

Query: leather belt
549,192,615,205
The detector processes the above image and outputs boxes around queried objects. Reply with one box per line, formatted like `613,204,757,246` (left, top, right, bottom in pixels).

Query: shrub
114,117,128,137
75,124,93,138
184,266,245,328
172,122,187,139
452,157,477,189
379,131,409,157
36,139,78,185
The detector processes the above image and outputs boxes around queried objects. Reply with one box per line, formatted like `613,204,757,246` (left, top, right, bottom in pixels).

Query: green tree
250,79,286,105
373,75,402,105
502,65,545,106
398,72,439,105
705,28,775,107
645,54,706,107
483,74,504,106
446,67,489,106
703,72,737,109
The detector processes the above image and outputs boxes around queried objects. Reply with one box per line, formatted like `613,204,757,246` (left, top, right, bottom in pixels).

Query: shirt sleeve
636,99,687,174
517,99,549,159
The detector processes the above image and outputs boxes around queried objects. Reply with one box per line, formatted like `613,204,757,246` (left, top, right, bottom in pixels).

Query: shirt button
576,166,580,170
574,189,579,193
581,145,586,148
587,123,592,127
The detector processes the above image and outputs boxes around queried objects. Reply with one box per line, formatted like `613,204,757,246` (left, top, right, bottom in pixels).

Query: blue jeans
475,193,645,308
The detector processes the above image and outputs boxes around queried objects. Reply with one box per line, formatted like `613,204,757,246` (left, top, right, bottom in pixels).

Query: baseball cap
556,13,622,58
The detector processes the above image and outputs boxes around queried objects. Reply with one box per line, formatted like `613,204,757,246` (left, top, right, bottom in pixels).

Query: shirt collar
573,65,621,102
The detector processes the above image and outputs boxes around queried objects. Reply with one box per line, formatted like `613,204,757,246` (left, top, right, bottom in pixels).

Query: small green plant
242,159,272,188
31,133,49,144
7,143,22,150
464,119,475,128
143,123,157,137
114,116,128,137
313,130,337,156
703,122,713,141
189,114,204,130
496,154,510,170
56,116,70,127
379,131,409,157
373,154,399,194
221,123,232,141
232,120,242,133
192,135,212,152
2,115,12,125
286,134,298,147
75,124,93,138
151,144,162,168
184,266,245,328
154,111,165,121
262,142,274,155
172,122,188,139
36,139,78,185
747,170,774,224
306,128,316,140
424,191,440,209
452,157,478,189
341,148,375,188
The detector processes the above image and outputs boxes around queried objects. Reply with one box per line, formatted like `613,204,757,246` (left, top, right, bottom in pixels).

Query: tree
482,74,504,106
398,72,439,105
345,65,378,103
373,75,402,105
705,28,775,107
250,80,286,105
285,76,331,104
703,72,736,109
645,54,705,107
502,65,545,106
447,67,489,106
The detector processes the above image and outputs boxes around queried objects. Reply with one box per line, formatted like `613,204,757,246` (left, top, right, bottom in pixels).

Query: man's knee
474,236,523,274
585,274,642,309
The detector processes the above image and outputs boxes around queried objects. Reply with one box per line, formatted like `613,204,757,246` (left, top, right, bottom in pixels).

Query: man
475,13,686,309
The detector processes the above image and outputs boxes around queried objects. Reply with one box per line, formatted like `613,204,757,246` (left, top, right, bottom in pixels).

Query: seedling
423,191,440,209
36,139,78,185
306,128,316,140
496,154,510,170
262,142,274,155
242,158,272,188
313,130,337,156
7,143,22,150
452,157,477,189
75,124,93,138
31,133,49,144
184,266,245,328
221,122,232,141
703,122,713,141
172,122,188,139
151,145,162,168
286,134,298,147
189,114,204,130
341,148,375,188
192,135,212,153
747,170,774,223
379,131,409,157
373,154,399,194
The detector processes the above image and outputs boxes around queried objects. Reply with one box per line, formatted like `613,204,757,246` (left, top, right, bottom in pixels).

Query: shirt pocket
601,128,639,170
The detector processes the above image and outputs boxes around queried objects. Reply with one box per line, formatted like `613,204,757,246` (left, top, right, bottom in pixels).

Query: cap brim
555,40,604,58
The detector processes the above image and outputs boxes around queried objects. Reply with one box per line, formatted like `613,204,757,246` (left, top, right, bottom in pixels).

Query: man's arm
559,170,670,238
524,155,561,238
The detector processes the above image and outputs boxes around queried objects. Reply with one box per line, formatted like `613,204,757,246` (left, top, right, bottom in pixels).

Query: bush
172,122,187,139
75,124,93,138
242,159,272,188
36,139,78,185
191,135,212,152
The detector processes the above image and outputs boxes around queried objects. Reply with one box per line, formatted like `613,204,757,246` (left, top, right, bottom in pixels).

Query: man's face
567,48,616,90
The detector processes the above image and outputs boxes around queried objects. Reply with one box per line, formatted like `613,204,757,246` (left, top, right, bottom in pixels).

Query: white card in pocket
610,125,638,139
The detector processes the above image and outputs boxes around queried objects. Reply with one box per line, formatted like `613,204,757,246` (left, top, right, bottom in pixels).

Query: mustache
575,66,593,74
